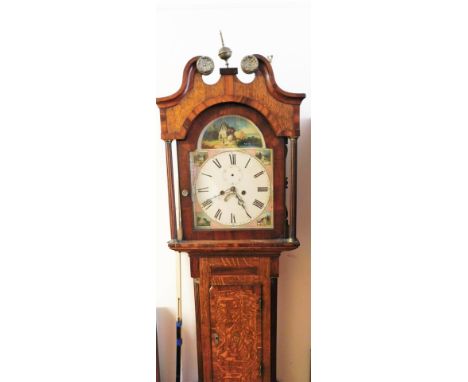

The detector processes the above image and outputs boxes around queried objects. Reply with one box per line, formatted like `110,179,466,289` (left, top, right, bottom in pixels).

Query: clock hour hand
223,186,238,202
204,187,233,203
224,191,236,201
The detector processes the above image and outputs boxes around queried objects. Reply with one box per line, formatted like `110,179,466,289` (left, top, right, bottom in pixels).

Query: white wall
155,1,311,381
311,1,468,381
0,1,159,381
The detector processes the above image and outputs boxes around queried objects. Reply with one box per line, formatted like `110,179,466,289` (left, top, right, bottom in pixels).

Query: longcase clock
157,51,305,381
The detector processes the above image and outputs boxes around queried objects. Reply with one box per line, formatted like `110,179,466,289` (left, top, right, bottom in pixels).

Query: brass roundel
241,55,259,74
196,56,215,75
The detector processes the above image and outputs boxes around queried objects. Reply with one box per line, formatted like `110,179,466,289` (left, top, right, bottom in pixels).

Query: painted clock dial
190,115,274,230
194,150,271,227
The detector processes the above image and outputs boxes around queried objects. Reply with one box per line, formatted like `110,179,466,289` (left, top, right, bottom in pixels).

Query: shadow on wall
277,116,311,381
156,307,176,380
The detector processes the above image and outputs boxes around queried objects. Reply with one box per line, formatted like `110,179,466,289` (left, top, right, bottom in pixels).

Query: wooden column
289,137,298,241
165,140,177,240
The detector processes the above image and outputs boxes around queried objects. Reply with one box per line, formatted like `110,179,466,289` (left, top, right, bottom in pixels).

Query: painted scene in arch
199,115,265,149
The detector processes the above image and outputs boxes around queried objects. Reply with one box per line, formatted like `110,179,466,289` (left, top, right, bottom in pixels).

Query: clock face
190,115,274,230
193,151,271,228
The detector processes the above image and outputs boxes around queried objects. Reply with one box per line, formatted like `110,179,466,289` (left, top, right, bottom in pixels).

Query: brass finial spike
218,30,232,68
219,30,225,47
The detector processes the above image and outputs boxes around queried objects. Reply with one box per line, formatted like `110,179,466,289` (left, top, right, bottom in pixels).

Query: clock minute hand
235,193,251,219
205,193,222,202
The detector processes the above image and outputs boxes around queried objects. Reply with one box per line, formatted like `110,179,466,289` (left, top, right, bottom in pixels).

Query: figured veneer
157,55,305,141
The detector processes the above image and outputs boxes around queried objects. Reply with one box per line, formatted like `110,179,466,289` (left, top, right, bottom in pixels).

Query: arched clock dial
193,150,272,228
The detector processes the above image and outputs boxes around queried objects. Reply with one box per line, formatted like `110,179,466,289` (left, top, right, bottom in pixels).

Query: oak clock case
157,54,305,381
